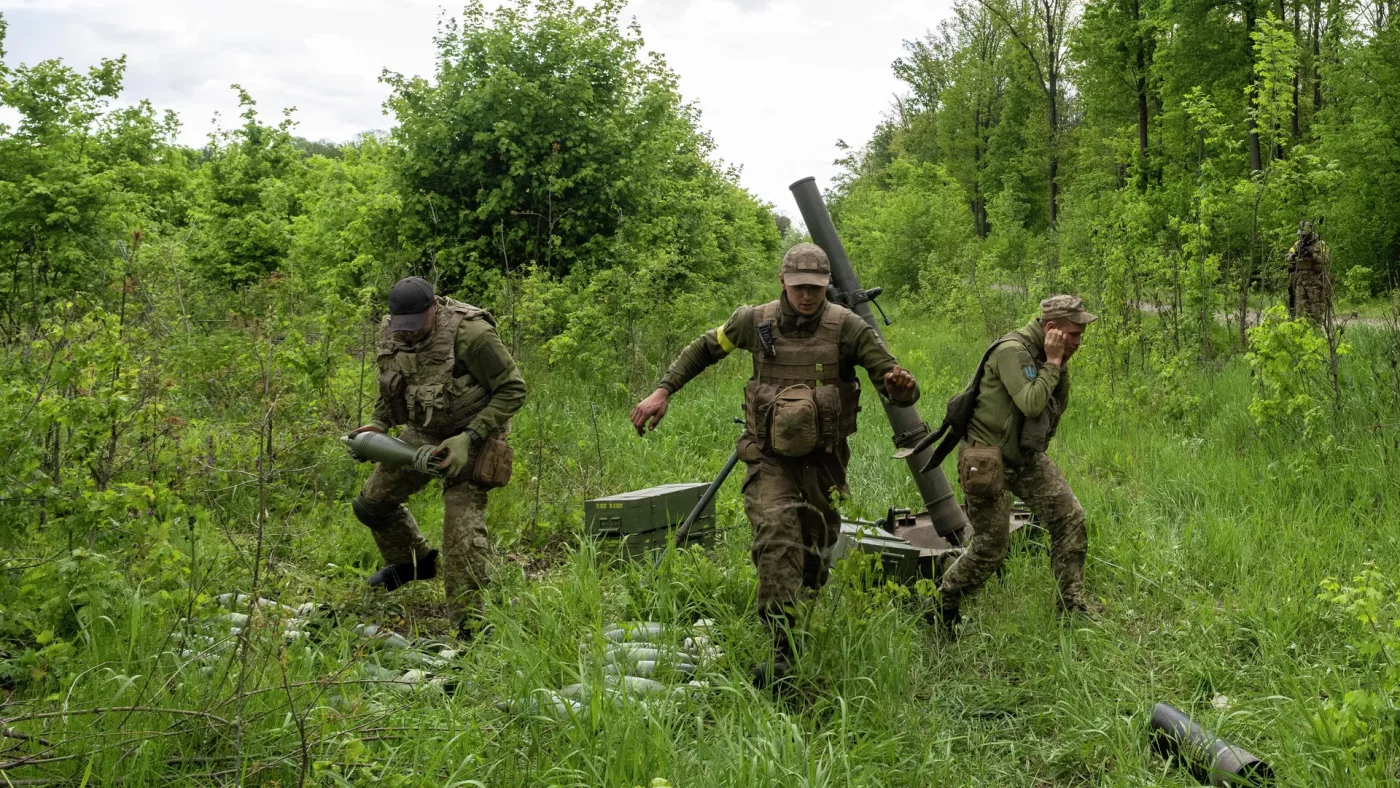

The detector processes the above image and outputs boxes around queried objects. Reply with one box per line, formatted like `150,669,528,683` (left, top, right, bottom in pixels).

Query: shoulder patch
1023,364,1038,381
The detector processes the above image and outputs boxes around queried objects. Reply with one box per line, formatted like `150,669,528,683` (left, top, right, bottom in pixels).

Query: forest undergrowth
1,295,1398,787
6,0,1400,783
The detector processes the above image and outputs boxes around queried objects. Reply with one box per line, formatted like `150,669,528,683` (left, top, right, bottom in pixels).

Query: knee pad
352,496,402,530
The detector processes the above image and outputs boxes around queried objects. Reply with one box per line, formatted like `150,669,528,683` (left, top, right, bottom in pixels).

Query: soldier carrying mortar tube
346,276,526,642
630,244,920,689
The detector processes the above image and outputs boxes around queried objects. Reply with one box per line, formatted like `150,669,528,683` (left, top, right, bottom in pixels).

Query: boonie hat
389,276,435,332
781,243,831,287
1040,294,1097,325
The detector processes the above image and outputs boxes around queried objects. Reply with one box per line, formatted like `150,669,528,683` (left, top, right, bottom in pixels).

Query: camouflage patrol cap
1040,294,1097,325
781,243,831,287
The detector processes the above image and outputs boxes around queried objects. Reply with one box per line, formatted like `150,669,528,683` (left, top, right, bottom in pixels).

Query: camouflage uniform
1287,221,1333,324
658,245,919,663
938,297,1094,617
353,296,526,625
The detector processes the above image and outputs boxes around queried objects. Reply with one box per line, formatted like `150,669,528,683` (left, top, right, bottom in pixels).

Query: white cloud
0,0,954,208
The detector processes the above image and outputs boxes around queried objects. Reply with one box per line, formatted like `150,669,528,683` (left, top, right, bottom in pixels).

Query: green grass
3,311,1398,786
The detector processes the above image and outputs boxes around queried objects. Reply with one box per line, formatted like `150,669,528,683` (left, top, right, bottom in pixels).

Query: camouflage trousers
740,438,848,640
938,444,1087,613
356,426,491,625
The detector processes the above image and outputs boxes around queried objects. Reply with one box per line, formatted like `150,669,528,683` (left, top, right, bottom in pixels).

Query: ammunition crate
585,483,714,537
833,522,926,580
594,524,717,561
833,521,964,583
585,483,717,562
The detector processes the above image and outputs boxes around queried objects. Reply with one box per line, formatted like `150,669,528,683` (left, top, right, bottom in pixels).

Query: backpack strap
914,333,1026,472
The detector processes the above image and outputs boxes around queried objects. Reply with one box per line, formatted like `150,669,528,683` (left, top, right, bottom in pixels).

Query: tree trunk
1045,0,1061,229
973,105,989,238
1133,0,1150,183
1311,0,1323,114
1246,2,1263,171
1048,71,1059,228
1291,3,1302,140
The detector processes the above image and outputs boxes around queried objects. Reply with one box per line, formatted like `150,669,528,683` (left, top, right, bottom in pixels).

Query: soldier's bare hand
1044,328,1067,365
884,365,917,402
348,424,385,437
630,389,670,436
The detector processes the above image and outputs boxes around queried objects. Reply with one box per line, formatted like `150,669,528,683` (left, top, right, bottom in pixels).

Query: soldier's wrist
464,428,486,450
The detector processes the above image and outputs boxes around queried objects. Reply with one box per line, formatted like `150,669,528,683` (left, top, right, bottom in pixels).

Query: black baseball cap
388,277,435,332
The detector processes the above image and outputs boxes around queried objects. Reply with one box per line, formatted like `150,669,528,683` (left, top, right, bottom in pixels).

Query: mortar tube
789,176,969,539
1149,702,1274,786
656,449,740,568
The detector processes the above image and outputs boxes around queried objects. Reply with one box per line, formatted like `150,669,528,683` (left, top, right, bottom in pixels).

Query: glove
435,430,483,479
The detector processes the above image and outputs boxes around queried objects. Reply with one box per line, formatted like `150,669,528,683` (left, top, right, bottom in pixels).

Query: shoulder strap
751,301,779,326
912,334,1026,471
821,302,848,327
442,297,497,328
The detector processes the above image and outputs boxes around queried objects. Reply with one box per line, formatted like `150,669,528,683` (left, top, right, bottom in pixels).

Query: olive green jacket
370,316,527,438
658,294,919,406
966,319,1071,466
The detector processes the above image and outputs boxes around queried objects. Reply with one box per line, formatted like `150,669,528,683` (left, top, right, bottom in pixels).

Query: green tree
187,88,306,288
0,22,188,333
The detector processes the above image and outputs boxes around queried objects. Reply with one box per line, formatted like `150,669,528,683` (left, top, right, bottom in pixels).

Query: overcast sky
1,0,954,211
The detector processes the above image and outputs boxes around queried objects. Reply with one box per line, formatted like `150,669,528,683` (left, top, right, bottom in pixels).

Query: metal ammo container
585,483,717,561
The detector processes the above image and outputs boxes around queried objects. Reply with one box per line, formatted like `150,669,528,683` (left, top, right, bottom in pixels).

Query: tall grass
2,308,1397,786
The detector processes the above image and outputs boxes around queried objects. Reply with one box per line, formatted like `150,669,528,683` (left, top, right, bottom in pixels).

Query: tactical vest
376,297,494,438
742,301,861,456
975,328,1065,456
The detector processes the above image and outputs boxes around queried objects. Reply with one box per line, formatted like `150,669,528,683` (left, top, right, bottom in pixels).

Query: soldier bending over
347,277,526,641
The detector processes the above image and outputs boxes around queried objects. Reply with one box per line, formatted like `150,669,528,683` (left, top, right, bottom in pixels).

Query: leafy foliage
0,0,1398,784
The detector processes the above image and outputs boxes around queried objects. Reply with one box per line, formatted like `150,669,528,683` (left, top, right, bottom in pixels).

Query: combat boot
752,625,796,692
925,603,962,641
455,619,493,646
1056,596,1103,620
367,548,438,592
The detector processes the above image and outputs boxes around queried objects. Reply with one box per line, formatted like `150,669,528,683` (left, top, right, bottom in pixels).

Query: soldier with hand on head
931,295,1096,637
630,244,919,688
347,277,526,641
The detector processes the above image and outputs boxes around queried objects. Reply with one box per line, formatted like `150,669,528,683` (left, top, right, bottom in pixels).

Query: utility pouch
377,368,408,425
958,444,1004,499
770,385,820,457
469,432,514,489
812,384,843,451
743,381,779,442
407,382,447,426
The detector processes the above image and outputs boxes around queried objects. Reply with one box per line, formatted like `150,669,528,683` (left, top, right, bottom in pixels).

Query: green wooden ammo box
591,522,717,561
585,483,714,536
584,483,717,561
833,522,926,580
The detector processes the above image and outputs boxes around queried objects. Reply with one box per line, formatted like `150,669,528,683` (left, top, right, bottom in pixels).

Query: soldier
1287,220,1333,324
630,244,919,686
931,295,1096,636
347,277,527,640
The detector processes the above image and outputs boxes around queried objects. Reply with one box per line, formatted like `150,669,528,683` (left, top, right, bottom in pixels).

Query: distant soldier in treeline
1287,220,1333,324
629,244,920,688
931,296,1097,636
347,277,526,642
